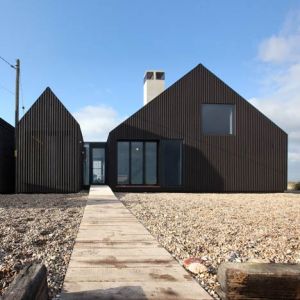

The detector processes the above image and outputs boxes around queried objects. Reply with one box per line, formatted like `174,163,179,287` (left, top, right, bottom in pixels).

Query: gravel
118,192,300,298
0,193,87,299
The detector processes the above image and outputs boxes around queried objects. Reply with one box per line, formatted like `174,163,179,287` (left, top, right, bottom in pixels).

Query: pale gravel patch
118,192,300,298
0,193,87,299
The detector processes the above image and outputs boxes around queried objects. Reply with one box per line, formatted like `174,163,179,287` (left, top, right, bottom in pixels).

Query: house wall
107,64,288,192
16,88,83,193
0,118,15,193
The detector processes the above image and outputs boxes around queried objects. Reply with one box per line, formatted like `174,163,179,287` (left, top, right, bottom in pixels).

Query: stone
183,257,205,267
183,257,208,274
187,262,207,274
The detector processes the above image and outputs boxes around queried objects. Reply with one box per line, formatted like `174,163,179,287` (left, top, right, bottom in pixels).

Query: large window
160,140,182,186
202,104,235,135
131,142,143,184
117,142,130,184
117,141,157,185
145,142,157,184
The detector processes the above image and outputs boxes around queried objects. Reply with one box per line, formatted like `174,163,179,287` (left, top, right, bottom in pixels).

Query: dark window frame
201,103,236,136
117,141,130,185
117,140,159,186
159,139,183,187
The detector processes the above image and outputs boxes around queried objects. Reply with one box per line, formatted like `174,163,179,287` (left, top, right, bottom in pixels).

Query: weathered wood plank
217,262,300,300
3,264,48,300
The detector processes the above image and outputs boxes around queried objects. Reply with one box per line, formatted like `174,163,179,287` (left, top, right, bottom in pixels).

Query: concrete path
61,186,212,300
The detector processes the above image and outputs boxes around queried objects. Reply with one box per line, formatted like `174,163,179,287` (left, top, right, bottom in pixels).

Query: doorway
91,147,105,184
83,142,106,186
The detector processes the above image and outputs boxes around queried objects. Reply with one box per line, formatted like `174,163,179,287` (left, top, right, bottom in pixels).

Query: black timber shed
16,88,83,193
0,118,15,193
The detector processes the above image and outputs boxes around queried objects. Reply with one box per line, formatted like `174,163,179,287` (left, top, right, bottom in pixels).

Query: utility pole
15,59,20,128
14,58,20,164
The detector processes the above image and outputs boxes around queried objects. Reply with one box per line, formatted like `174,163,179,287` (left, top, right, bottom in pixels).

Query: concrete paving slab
61,185,211,300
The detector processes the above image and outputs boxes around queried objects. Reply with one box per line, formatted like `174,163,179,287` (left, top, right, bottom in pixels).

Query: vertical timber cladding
107,64,288,192
16,88,83,193
0,118,15,193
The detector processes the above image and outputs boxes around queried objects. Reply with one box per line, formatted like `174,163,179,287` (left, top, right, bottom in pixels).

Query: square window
202,104,235,135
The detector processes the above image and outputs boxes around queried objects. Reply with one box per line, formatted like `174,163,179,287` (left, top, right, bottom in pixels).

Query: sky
0,0,299,181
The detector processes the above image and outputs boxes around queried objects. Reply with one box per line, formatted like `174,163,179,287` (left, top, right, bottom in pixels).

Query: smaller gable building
16,88,83,193
0,118,15,193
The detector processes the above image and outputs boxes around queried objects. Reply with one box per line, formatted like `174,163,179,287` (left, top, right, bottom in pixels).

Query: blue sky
1,0,300,180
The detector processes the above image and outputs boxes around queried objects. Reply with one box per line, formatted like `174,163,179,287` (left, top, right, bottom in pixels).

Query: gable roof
109,64,287,136
0,117,14,132
19,87,81,129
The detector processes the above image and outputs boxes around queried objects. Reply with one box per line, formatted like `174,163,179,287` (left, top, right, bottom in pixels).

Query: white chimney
143,70,165,105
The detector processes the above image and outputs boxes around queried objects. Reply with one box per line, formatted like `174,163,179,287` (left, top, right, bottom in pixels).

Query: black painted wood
16,88,83,193
3,264,48,300
107,64,287,192
0,118,15,193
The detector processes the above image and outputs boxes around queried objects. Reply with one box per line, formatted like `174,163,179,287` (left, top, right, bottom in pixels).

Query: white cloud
73,105,125,141
289,152,300,162
258,35,300,63
251,11,300,181
258,11,300,64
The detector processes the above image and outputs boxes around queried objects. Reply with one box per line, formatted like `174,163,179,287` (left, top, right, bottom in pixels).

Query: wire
0,55,15,69
0,83,14,95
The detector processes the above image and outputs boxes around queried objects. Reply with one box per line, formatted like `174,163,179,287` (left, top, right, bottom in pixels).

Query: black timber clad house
0,118,15,193
1,64,287,194
107,64,287,192
16,88,83,193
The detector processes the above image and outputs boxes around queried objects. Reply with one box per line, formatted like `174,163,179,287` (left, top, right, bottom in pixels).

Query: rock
188,262,207,274
182,258,208,274
227,251,240,262
183,257,204,267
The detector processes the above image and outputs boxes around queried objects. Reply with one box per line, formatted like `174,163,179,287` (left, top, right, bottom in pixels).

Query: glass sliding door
145,142,157,184
117,141,157,185
92,148,105,184
131,142,143,184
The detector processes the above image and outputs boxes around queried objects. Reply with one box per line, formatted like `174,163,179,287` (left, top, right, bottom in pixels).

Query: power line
0,55,15,69
0,83,14,95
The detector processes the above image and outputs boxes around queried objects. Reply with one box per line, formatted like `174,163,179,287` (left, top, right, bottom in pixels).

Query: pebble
0,193,87,299
119,192,300,299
